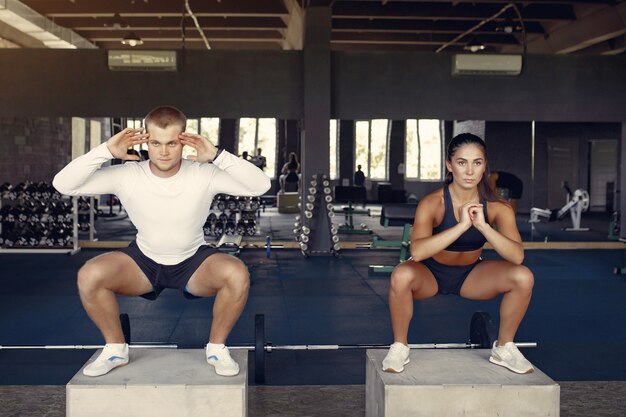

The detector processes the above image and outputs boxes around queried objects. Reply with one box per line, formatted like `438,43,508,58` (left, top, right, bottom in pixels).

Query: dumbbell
245,220,257,236
224,219,237,235
213,220,225,236
236,220,246,236
227,197,238,211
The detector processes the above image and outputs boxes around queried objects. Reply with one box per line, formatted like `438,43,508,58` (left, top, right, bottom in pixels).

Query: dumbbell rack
0,182,80,255
77,196,98,242
204,195,260,240
293,174,340,257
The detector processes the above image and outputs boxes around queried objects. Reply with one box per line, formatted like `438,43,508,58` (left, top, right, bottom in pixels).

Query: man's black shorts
118,241,220,300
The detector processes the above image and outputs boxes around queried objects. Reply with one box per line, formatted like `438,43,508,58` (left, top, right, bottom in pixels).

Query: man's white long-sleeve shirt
53,143,270,264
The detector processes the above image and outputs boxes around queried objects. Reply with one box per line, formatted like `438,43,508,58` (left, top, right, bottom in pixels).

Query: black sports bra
432,185,488,252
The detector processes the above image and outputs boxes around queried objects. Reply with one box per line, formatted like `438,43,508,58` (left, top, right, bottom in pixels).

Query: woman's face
445,143,486,190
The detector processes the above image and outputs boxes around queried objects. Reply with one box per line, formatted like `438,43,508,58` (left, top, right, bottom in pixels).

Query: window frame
237,117,277,179
329,119,340,180
404,119,444,182
354,119,391,182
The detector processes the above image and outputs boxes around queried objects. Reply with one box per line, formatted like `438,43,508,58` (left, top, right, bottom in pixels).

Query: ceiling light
464,37,486,53
121,32,143,47
105,13,129,29
496,17,521,34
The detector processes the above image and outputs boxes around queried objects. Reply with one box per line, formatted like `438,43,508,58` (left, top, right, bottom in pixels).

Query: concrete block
366,349,559,417
67,349,247,417
277,191,299,213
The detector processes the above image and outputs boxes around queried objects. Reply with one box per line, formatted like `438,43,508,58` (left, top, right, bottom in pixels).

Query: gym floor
1,207,625,416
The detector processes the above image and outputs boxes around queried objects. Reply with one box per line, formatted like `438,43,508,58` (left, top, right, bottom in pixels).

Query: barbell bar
0,312,537,384
0,342,537,351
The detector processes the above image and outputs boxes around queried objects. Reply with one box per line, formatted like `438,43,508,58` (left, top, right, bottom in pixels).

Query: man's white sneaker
382,342,410,373
206,343,240,376
83,343,129,377
489,341,534,374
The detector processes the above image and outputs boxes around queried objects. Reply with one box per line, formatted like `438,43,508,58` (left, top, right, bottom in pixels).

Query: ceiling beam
332,18,545,34
518,1,626,54
332,31,519,45
282,0,304,50
332,2,577,21
94,40,283,50
572,33,626,54
22,0,288,17
331,41,469,52
0,19,45,48
52,16,287,30
341,0,614,4
82,29,283,40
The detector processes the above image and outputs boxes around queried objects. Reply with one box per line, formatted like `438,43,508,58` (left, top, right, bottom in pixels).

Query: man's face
146,124,184,178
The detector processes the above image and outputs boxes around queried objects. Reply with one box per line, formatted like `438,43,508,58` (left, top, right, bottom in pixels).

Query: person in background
354,164,365,187
279,152,301,192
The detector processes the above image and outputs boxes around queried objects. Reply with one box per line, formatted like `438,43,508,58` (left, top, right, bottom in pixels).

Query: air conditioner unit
452,54,522,76
108,50,177,72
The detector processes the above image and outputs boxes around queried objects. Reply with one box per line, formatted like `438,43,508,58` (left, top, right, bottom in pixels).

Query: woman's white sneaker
489,341,534,374
206,343,240,376
83,343,129,377
382,342,410,373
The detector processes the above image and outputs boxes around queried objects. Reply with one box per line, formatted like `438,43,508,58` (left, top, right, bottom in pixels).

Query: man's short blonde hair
144,105,187,131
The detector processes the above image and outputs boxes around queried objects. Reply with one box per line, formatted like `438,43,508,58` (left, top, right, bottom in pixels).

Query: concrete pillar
339,120,354,185
302,6,331,182
388,121,406,191
617,122,626,237
301,6,332,255
219,119,237,154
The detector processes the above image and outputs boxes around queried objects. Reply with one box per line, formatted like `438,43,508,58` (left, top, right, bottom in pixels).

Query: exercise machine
368,223,411,275
368,203,418,274
529,182,590,232
333,185,371,234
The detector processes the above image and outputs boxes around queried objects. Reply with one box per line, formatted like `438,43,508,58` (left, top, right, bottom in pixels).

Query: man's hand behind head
106,128,149,161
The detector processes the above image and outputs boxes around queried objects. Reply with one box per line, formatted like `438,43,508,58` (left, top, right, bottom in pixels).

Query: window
237,118,277,179
181,118,220,159
329,119,339,180
355,119,389,181
405,119,443,181
125,118,145,154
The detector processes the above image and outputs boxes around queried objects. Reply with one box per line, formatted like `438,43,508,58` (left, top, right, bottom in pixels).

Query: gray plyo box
366,349,559,417
67,349,247,417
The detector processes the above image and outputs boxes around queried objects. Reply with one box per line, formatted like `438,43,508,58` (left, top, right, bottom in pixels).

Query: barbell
0,312,537,384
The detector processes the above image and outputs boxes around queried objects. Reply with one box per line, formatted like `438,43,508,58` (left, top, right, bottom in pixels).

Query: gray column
286,120,301,161
219,119,237,154
302,7,331,181
388,120,406,191
301,6,332,254
339,120,354,184
617,122,626,237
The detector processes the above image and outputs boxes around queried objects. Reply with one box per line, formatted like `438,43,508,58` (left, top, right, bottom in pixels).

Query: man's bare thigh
84,251,153,296
186,253,247,297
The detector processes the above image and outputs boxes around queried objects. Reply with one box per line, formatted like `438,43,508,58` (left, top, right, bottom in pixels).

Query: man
53,106,270,377
354,164,365,187
250,148,267,171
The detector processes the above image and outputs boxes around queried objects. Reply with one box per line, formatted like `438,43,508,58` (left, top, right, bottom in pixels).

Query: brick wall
0,117,72,185
0,117,110,185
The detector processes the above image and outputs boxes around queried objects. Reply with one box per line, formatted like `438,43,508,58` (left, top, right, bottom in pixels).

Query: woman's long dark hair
445,133,504,203
287,152,299,170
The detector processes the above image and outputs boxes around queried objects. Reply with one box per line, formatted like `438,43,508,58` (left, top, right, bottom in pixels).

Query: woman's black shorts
421,257,482,295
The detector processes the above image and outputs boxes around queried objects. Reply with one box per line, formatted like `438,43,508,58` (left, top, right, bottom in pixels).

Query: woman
383,133,534,374
279,152,301,192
